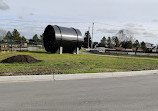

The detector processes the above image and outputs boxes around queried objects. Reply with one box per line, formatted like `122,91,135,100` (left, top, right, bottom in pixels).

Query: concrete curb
0,70,158,83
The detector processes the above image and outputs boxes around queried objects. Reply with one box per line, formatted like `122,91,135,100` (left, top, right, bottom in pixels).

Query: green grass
0,50,158,76
79,48,88,52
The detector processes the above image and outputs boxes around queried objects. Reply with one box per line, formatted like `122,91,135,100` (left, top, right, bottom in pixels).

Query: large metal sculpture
43,25,84,54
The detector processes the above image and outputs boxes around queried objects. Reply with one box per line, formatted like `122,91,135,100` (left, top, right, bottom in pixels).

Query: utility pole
11,36,12,52
88,27,90,49
91,22,94,49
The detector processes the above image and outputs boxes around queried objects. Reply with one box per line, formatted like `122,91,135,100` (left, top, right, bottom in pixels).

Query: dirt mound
1,55,41,63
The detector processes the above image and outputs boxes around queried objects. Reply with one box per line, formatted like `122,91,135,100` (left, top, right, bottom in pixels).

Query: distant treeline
3,29,43,43
83,30,158,53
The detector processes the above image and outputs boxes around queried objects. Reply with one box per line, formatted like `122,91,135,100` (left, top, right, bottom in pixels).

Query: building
145,42,154,49
145,42,157,53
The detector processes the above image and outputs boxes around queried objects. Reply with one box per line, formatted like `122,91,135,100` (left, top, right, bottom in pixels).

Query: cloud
141,32,156,38
96,28,118,34
0,0,9,10
152,19,158,22
124,24,146,34
123,23,156,38
96,23,157,42
96,24,147,35
29,13,34,16
18,16,23,19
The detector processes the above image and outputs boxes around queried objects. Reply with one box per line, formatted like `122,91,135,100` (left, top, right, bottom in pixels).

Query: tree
0,29,6,40
141,41,147,52
99,36,107,47
21,36,27,42
12,29,21,40
33,34,39,42
83,31,91,48
121,41,132,49
93,42,98,48
4,31,12,40
117,29,135,42
133,40,140,48
39,34,44,43
112,36,120,47
107,37,113,48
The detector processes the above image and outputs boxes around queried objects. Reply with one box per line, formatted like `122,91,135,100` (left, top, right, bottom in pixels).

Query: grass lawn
0,50,158,76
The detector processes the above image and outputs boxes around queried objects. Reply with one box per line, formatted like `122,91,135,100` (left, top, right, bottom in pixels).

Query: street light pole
91,22,94,49
11,36,12,52
88,27,90,49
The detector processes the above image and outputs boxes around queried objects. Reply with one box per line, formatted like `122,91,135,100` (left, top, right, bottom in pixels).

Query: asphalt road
0,75,158,111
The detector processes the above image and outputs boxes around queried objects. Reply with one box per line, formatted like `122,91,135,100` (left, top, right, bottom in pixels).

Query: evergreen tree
99,36,106,47
39,34,44,43
121,41,132,49
141,41,147,52
4,31,12,40
83,31,91,48
112,36,120,47
21,36,27,41
33,34,39,42
12,29,21,40
107,37,113,48
133,40,140,48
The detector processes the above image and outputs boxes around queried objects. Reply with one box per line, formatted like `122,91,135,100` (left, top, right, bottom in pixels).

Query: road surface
81,51,158,61
0,74,158,111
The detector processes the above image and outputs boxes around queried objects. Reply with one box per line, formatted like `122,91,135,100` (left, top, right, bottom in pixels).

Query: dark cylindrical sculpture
43,25,84,53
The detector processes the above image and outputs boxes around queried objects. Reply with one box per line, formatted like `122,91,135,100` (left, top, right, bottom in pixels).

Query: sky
0,0,158,45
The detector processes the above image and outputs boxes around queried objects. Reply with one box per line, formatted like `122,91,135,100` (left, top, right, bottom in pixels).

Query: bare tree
0,29,6,40
117,29,135,42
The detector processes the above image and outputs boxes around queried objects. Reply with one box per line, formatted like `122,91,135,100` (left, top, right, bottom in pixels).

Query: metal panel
43,25,84,53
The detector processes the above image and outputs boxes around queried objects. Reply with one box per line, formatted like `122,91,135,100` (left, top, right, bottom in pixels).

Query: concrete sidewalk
0,70,158,83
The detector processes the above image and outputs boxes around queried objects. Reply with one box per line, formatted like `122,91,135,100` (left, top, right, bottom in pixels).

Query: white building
145,42,154,49
145,42,157,52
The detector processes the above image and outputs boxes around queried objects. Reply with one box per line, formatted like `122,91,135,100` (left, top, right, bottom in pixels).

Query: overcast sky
0,0,158,44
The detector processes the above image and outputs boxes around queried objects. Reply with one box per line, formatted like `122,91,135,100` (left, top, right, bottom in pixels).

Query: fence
0,40,43,52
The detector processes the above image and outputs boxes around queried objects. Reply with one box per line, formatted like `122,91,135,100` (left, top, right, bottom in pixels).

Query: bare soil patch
1,55,41,63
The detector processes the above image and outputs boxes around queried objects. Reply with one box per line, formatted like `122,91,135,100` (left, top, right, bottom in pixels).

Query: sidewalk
0,70,158,83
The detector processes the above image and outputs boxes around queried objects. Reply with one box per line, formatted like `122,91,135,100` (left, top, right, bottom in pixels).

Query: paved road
81,52,158,61
0,75,158,111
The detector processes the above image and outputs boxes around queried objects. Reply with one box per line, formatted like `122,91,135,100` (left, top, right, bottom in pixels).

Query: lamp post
91,22,94,49
11,36,13,52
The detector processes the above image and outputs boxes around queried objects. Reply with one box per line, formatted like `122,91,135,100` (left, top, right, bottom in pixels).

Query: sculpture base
72,47,79,54
56,46,63,54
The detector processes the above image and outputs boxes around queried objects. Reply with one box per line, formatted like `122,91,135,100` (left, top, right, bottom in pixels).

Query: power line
0,18,91,24
95,22,123,28
1,18,158,29
1,18,158,34
94,22,158,33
